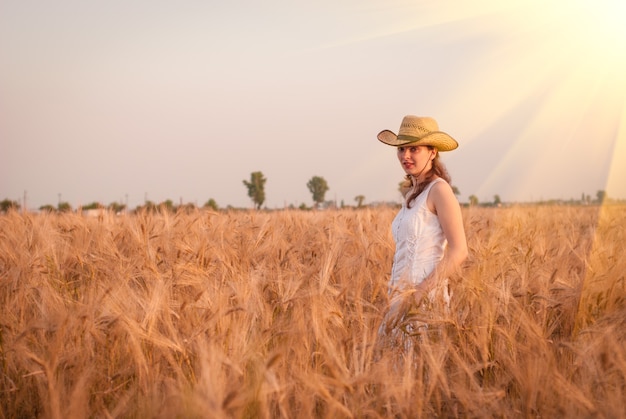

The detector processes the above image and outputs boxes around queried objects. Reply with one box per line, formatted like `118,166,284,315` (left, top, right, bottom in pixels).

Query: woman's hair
400,146,451,208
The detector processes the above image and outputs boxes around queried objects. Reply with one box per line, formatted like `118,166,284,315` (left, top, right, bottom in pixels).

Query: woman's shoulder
428,176,449,191
426,177,455,212
429,177,454,197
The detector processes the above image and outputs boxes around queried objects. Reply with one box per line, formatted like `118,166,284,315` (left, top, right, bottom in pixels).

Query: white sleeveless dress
390,178,447,291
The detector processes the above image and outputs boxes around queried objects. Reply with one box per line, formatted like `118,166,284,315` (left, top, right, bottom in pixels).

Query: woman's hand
382,279,439,334
412,282,429,307
381,293,409,334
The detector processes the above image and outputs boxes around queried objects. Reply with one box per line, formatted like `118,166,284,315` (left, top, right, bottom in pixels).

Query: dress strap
424,177,445,194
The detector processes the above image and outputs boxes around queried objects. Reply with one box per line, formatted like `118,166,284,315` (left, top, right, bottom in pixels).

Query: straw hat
377,115,458,151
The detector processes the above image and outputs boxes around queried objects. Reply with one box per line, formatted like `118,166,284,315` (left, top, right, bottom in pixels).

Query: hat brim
377,130,458,151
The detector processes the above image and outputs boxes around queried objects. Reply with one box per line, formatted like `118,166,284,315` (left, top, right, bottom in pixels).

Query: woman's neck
412,172,434,184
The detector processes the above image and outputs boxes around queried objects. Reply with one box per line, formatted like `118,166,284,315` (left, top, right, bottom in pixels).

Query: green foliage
354,195,365,208
204,198,219,211
161,200,175,212
307,176,329,206
39,204,56,212
136,200,157,213
57,202,72,212
82,202,102,210
243,171,267,210
0,199,20,212
108,202,126,213
469,195,479,206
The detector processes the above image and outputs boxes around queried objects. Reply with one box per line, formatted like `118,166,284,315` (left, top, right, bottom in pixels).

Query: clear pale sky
2,0,625,210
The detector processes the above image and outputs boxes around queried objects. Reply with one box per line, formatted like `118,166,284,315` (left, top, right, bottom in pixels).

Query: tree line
1,175,618,214
466,190,615,207
0,173,337,214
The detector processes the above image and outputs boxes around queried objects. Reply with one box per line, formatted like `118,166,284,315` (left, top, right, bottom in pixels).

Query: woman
377,115,468,334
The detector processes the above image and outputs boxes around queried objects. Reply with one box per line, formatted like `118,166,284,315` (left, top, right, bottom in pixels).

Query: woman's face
396,145,435,177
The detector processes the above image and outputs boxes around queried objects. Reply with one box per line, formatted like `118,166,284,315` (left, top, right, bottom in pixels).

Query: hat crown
398,116,439,136
376,114,458,151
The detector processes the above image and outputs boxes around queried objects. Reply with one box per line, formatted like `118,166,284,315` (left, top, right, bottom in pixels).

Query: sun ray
603,86,626,199
427,0,626,202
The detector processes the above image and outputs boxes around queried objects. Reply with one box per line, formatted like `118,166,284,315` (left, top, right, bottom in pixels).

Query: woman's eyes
397,146,420,154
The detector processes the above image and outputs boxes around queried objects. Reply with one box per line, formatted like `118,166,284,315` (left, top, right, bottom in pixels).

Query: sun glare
460,0,626,200
547,0,626,199
560,0,626,65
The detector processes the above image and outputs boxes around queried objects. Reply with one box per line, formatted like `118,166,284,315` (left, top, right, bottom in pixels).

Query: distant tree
82,201,102,210
108,202,126,213
596,190,607,204
494,194,502,206
307,176,329,207
452,185,461,197
354,195,365,208
243,171,267,209
469,195,479,206
0,199,20,212
204,198,219,211
137,200,158,212
57,202,72,212
160,200,175,212
39,204,56,212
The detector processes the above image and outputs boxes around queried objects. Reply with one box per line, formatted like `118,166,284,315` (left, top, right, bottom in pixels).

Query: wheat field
1,205,625,418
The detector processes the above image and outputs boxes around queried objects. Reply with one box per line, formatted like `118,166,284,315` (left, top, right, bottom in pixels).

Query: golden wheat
0,205,624,418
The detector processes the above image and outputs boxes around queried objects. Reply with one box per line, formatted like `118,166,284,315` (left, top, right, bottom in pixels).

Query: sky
2,0,625,210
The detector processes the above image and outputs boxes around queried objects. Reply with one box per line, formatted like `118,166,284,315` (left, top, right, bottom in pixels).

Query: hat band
396,134,429,144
